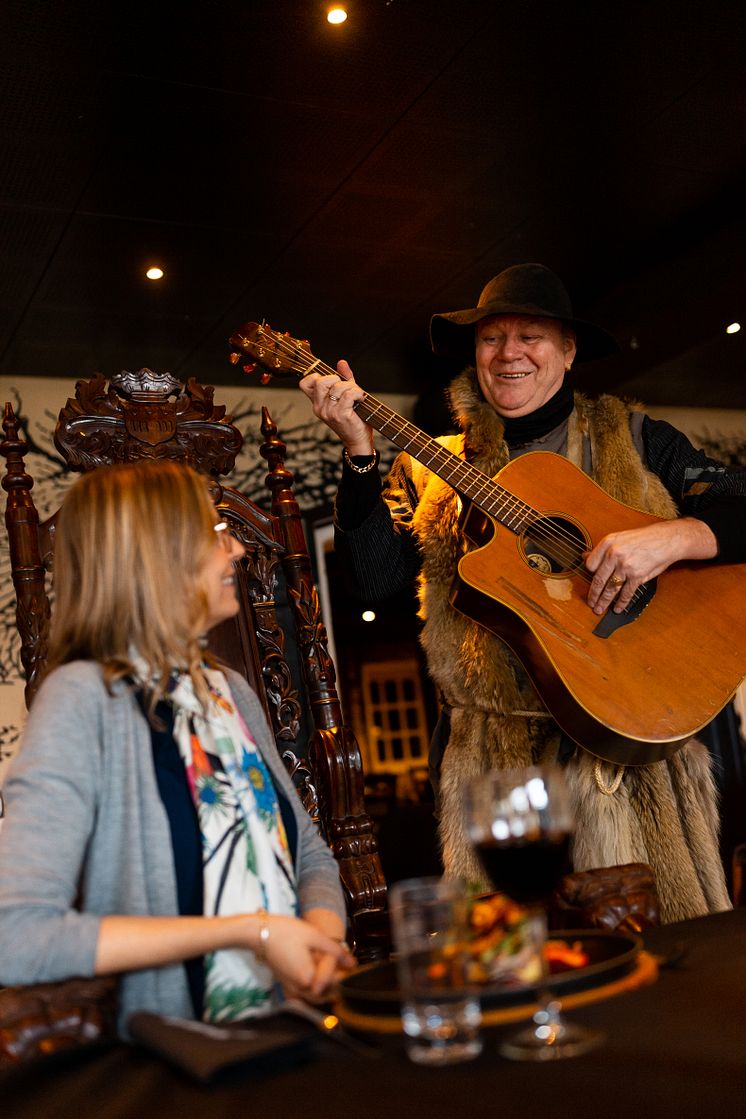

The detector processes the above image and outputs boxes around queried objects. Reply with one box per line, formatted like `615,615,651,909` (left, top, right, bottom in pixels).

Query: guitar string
361,398,592,572
244,330,585,555
249,332,591,569
363,399,598,578
244,329,645,610
265,335,649,615
360,392,646,611
249,330,646,609
249,332,628,586
253,336,614,587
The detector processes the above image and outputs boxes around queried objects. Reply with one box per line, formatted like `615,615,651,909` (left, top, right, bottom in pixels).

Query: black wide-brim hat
430,263,619,364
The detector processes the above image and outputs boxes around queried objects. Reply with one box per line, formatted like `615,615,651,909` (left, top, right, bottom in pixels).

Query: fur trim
414,373,730,918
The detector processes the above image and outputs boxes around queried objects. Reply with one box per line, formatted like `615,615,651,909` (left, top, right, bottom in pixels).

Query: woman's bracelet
343,448,378,474
255,908,270,962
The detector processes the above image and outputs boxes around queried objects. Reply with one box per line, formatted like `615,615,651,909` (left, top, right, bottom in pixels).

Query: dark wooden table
4,909,746,1119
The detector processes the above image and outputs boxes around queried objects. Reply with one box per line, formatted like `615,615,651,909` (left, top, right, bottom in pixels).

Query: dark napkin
128,1010,316,1084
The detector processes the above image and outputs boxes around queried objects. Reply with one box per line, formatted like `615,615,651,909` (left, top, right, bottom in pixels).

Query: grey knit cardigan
0,661,346,1034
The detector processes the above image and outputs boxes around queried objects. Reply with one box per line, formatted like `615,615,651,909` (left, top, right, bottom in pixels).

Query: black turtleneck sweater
500,378,574,448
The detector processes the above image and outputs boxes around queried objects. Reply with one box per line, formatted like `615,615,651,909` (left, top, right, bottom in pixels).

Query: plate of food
338,906,642,1019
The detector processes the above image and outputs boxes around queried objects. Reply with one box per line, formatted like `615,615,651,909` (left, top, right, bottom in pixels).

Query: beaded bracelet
255,908,270,961
343,449,378,474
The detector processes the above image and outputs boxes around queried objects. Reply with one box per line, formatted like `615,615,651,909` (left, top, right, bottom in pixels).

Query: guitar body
451,452,746,765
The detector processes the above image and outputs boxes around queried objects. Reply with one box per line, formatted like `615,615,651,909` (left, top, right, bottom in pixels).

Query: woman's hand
299,907,356,999
261,913,355,1000
299,359,374,457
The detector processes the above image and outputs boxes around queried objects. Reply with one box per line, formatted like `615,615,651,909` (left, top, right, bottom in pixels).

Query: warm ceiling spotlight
327,7,348,24
146,266,164,280
726,322,741,335
362,609,376,622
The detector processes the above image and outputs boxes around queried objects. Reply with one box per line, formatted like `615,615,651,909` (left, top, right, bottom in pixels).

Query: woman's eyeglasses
213,521,236,553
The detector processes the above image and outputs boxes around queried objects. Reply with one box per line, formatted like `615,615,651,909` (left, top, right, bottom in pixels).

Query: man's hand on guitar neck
585,517,719,615
299,360,374,457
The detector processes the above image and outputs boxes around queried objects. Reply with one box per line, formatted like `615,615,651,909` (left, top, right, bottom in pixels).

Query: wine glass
464,764,604,1060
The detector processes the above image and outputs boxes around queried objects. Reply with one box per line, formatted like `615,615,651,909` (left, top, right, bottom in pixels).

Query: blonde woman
0,460,353,1034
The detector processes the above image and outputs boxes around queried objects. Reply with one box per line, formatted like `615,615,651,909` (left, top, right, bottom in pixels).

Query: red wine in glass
464,765,603,1060
473,833,571,907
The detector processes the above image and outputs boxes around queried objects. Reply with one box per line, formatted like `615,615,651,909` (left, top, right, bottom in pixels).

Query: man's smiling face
474,314,576,418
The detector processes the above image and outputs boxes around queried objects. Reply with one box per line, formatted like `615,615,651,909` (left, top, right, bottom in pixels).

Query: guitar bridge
593,578,657,638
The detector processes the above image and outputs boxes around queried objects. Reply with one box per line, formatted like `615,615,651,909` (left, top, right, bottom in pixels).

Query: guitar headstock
228,322,312,384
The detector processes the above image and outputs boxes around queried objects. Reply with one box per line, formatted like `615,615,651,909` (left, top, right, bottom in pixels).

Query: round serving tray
335,930,657,1034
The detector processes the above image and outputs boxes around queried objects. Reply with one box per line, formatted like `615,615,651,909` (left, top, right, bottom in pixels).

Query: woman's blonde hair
47,458,220,706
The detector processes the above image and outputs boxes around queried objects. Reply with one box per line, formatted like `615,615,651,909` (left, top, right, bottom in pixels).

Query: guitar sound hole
521,516,588,576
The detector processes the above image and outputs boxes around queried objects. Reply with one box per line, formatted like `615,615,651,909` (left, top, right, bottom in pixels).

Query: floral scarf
164,666,299,1022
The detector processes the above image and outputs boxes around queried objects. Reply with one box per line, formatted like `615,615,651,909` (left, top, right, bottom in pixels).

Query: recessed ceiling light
726,322,741,335
146,266,164,280
362,609,376,622
327,7,347,24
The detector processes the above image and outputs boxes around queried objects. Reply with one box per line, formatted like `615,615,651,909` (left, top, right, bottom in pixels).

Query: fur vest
410,369,730,922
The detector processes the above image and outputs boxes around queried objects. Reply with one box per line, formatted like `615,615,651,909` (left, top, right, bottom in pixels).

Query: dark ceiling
2,0,745,420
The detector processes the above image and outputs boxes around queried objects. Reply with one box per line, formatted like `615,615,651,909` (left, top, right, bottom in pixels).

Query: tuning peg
260,372,272,385
243,362,256,374
229,351,241,365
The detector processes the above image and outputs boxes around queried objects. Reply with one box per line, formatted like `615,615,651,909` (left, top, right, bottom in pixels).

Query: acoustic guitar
229,321,746,765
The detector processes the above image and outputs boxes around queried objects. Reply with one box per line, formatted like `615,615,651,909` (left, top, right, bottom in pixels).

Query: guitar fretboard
229,322,542,536
356,393,536,534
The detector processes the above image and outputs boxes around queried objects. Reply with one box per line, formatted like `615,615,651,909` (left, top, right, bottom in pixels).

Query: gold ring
608,574,624,589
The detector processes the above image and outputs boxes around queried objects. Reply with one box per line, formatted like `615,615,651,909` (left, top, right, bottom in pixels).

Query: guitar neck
227,322,539,534
354,392,534,533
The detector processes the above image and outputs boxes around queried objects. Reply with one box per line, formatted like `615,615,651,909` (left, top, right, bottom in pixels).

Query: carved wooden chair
1,369,389,961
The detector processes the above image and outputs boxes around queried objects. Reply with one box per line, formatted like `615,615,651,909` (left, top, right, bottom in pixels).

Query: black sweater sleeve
334,450,423,600
641,416,746,563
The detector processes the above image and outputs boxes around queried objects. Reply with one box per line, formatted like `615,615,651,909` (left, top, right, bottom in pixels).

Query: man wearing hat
300,263,741,922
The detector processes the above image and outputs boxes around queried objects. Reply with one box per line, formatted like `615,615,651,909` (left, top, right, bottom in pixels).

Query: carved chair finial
1,401,51,705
